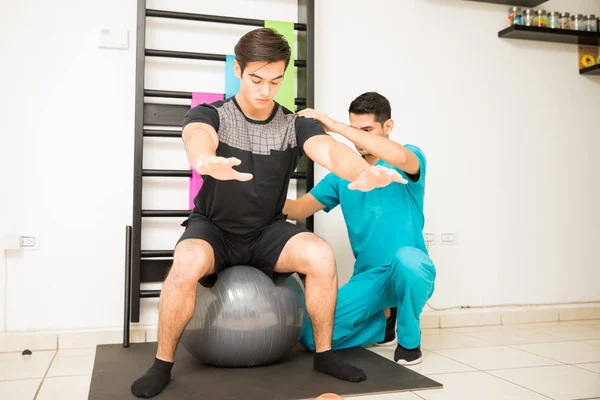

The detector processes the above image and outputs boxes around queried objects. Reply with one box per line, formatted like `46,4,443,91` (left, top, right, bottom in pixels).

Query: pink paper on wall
189,92,224,209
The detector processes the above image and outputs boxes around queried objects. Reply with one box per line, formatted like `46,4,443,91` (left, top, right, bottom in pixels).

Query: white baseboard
422,304,600,329
0,328,146,353
1,305,598,352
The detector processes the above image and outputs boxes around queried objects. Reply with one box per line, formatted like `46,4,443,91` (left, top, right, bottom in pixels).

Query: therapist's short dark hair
348,92,391,125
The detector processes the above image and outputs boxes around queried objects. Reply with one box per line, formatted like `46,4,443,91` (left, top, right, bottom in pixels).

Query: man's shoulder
209,98,228,109
211,97,236,113
190,97,230,111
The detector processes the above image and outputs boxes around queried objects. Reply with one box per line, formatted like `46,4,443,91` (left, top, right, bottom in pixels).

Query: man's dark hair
234,28,291,74
348,92,392,125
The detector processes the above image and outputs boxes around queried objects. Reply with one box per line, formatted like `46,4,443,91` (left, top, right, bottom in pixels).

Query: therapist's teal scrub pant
300,246,436,351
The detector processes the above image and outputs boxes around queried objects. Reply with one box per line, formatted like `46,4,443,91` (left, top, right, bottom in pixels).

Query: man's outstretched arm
303,135,407,191
183,122,252,181
303,135,366,182
182,122,219,166
298,109,420,175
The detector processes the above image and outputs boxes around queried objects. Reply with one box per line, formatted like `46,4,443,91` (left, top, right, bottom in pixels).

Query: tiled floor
1,320,599,399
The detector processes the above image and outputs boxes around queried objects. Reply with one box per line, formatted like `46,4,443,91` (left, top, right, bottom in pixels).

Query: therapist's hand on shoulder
297,108,337,133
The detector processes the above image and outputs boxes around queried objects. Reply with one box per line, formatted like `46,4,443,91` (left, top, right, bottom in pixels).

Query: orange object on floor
315,394,344,400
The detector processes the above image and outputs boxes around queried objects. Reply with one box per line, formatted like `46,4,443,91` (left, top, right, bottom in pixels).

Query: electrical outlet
20,235,40,250
423,233,435,244
441,233,457,245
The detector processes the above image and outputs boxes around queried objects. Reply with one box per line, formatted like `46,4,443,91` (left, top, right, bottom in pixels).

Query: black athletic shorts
177,212,309,287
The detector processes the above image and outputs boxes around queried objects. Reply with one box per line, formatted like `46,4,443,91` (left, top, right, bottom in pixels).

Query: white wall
0,0,299,332
1,0,599,334
1,1,138,331
0,254,5,331
313,0,600,307
0,0,21,331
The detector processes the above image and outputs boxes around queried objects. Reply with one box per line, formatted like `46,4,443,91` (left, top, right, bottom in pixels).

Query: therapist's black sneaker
394,344,422,365
375,307,397,346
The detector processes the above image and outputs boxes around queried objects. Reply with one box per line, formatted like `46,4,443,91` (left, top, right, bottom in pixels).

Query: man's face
349,113,389,156
235,60,286,110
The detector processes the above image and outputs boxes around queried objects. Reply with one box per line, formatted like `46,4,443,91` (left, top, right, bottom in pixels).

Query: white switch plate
98,28,129,50
441,233,457,245
424,233,435,243
20,234,40,251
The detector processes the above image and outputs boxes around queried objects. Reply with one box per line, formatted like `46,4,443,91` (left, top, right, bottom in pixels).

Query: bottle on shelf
523,9,535,27
584,15,597,32
571,14,585,31
548,12,560,29
508,7,523,26
533,10,548,28
559,12,570,29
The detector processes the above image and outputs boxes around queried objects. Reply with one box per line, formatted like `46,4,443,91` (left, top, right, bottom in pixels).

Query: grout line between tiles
481,370,555,399
482,363,565,372
424,336,600,353
32,348,57,400
504,343,596,365
0,350,56,357
425,347,569,399
430,344,567,371
41,371,91,378
571,362,600,365
0,377,46,383
455,324,600,344
422,348,482,371
424,371,481,376
412,370,478,377
571,364,600,375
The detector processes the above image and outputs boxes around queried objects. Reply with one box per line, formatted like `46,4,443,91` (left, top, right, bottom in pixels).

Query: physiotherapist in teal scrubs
285,92,436,366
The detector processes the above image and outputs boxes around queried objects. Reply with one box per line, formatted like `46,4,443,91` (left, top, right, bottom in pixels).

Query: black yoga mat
88,343,442,399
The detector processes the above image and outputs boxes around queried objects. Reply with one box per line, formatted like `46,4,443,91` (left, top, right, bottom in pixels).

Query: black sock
131,358,174,398
314,350,366,382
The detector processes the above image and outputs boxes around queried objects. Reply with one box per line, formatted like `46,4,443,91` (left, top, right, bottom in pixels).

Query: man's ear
383,119,394,137
233,59,242,79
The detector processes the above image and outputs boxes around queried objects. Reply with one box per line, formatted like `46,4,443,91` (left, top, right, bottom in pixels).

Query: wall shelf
580,64,600,75
465,0,547,6
499,25,600,46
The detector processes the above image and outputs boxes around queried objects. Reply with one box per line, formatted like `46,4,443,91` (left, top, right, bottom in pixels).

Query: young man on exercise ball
131,30,406,398
286,92,436,365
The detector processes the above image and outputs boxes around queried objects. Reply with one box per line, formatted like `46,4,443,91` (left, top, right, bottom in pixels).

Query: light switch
441,233,456,244
98,28,129,50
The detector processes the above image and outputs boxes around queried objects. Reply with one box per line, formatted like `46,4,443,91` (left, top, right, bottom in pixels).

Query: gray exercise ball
181,265,306,367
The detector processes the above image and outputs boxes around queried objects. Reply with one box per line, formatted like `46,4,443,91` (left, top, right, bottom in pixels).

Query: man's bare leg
132,239,216,398
275,232,366,382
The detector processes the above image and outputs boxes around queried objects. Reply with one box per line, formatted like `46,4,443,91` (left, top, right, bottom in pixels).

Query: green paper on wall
264,20,295,112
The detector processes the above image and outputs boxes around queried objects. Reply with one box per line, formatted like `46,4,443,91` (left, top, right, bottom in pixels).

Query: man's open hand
195,155,253,182
348,165,408,191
